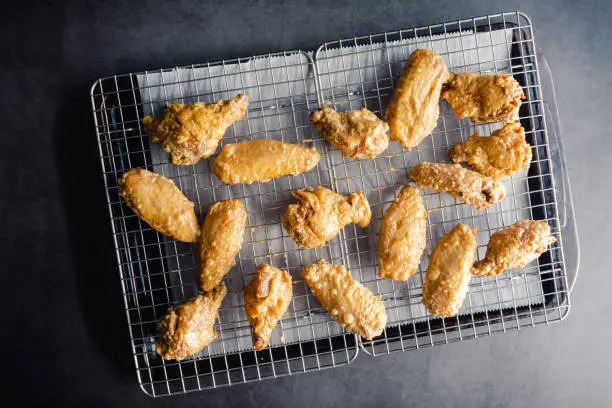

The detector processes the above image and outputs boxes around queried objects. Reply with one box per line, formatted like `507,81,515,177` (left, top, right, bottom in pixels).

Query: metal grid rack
90,11,575,397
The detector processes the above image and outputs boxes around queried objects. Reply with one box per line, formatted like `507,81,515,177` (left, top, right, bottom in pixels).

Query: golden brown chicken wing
301,259,387,340
450,122,531,179
282,186,371,248
473,220,556,277
385,49,449,150
213,139,320,184
422,223,477,317
378,186,427,281
143,94,248,165
244,263,293,351
441,72,524,123
198,199,247,292
310,106,389,158
156,283,227,361
409,162,505,210
118,168,199,242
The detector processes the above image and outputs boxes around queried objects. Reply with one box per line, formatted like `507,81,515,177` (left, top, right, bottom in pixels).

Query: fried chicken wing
385,49,449,150
422,224,477,317
143,94,248,165
198,199,247,292
244,263,292,351
156,283,227,360
441,73,524,123
302,259,387,340
118,168,199,242
378,186,427,281
213,140,320,184
310,107,389,158
282,186,371,248
473,220,556,277
409,162,505,209
450,122,531,179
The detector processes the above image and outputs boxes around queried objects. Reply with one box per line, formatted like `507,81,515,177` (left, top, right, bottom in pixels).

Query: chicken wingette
441,73,524,123
302,259,387,340
213,139,320,184
385,49,449,150
422,224,477,317
473,220,556,276
450,122,531,179
198,199,247,292
118,168,199,242
378,186,427,281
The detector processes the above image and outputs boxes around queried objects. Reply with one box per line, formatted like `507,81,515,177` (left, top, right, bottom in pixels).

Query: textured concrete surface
2,0,610,406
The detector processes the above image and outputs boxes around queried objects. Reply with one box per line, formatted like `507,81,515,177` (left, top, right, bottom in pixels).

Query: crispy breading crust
302,259,387,340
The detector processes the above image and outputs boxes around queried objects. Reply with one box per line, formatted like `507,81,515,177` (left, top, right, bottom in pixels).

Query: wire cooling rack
90,11,578,397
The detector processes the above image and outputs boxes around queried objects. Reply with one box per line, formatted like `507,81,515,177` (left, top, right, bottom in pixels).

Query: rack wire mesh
90,11,572,397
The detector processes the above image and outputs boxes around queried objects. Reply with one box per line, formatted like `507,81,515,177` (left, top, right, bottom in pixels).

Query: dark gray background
2,0,610,406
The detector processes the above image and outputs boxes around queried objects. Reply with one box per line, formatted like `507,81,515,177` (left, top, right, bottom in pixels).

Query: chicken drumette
213,140,320,184
378,186,427,281
386,49,449,150
450,122,531,179
244,263,293,351
473,220,556,277
422,224,477,317
118,168,199,242
409,162,505,210
143,94,248,165
198,199,247,292
302,259,387,340
156,283,227,361
310,106,389,159
441,73,524,123
282,186,371,248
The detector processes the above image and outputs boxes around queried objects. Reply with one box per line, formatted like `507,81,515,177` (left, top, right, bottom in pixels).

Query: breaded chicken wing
302,259,387,340
156,283,227,360
118,168,199,242
143,94,248,165
450,122,531,179
378,186,427,281
441,73,524,123
409,162,505,209
422,224,477,317
310,107,389,158
473,220,556,276
244,263,292,351
213,140,320,184
283,186,371,248
198,199,247,292
385,49,449,150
